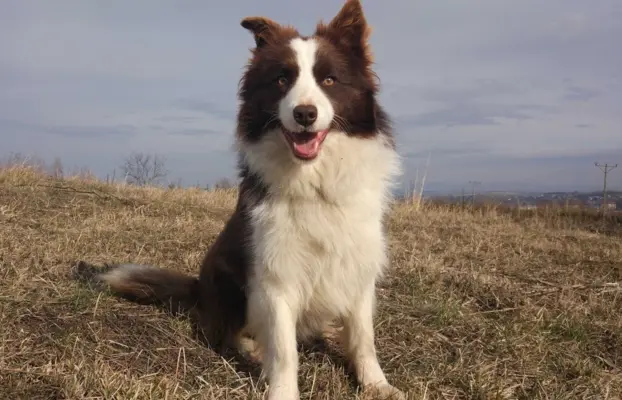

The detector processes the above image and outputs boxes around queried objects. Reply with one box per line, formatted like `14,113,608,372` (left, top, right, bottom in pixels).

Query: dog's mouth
281,128,330,160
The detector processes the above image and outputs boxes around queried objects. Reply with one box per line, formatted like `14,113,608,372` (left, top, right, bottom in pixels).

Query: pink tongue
291,130,327,158
293,136,321,157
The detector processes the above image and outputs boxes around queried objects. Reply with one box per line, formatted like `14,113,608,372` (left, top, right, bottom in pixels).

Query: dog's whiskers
261,112,279,131
333,114,352,134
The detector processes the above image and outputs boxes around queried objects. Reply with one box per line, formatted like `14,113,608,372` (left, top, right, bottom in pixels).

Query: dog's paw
265,386,299,400
363,383,406,400
236,335,263,364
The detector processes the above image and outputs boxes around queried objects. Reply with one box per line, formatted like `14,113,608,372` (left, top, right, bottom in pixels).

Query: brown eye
277,76,288,87
322,76,335,86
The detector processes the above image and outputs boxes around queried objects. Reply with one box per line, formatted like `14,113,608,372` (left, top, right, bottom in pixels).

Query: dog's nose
293,105,318,127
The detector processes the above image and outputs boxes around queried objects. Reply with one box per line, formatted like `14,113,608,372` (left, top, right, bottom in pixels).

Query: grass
1,165,621,399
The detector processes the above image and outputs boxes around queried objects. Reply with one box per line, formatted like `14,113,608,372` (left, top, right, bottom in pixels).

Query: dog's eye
322,76,336,86
277,76,288,87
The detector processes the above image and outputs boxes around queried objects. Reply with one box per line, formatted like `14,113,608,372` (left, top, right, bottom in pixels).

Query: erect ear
318,0,371,58
241,17,282,48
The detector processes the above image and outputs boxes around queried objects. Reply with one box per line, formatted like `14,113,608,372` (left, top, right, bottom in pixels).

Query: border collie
75,1,404,399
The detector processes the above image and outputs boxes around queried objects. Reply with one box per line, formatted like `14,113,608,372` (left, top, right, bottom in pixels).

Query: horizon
1,0,621,193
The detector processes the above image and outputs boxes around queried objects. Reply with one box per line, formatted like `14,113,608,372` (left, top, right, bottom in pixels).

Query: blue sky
1,0,621,192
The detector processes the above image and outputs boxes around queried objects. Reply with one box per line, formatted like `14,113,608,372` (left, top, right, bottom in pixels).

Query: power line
594,162,618,214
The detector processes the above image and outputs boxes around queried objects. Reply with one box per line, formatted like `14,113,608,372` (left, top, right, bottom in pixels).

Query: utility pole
461,187,465,209
595,162,617,214
468,180,481,206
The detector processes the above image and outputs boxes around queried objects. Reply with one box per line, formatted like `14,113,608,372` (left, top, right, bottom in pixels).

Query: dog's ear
241,17,282,48
318,0,371,59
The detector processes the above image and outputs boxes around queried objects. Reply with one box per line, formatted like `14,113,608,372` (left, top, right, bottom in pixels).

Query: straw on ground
1,166,621,399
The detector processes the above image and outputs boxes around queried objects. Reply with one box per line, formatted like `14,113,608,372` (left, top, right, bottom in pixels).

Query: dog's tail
72,261,199,314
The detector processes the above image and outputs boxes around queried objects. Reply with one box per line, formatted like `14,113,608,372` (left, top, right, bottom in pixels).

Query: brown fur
74,175,264,352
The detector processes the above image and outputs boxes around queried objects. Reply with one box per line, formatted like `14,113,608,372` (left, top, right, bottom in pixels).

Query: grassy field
1,166,621,399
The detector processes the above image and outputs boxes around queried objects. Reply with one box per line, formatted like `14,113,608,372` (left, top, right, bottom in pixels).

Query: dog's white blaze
278,38,334,133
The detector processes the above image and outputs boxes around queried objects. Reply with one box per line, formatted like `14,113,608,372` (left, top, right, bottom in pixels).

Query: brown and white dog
75,1,404,399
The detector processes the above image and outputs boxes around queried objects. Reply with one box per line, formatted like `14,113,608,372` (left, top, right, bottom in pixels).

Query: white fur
278,38,334,133
99,263,149,286
240,130,401,400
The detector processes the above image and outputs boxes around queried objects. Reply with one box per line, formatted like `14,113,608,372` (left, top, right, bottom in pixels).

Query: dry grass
1,166,621,399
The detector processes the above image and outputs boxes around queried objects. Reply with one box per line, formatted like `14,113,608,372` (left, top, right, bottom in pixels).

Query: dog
74,1,405,399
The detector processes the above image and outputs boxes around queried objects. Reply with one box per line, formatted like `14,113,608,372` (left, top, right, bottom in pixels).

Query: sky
1,0,621,193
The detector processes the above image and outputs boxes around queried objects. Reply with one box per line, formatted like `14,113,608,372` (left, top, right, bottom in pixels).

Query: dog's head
237,0,387,162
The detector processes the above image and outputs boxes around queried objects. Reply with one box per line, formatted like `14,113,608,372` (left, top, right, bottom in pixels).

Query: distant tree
167,177,183,189
214,177,234,190
105,169,117,184
1,152,47,171
50,157,64,179
120,152,169,186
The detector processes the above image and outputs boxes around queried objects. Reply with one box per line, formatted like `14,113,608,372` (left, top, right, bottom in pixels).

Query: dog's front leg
342,283,406,400
252,289,300,400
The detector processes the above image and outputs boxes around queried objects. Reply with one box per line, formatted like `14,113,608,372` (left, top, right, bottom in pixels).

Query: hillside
1,166,621,399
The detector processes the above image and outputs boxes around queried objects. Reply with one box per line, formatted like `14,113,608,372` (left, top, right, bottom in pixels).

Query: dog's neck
237,129,401,206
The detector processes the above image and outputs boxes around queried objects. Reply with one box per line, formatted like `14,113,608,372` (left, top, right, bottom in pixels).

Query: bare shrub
120,152,169,186
214,177,234,190
50,157,64,179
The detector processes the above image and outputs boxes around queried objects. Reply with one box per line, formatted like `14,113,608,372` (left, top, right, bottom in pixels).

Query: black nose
293,105,318,127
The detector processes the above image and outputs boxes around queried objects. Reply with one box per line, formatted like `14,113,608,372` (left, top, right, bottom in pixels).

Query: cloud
0,0,620,191
393,79,558,129
47,124,137,137
404,147,491,159
0,118,137,138
417,79,523,104
563,86,599,102
166,128,224,137
157,115,201,123
172,98,236,121
397,103,556,128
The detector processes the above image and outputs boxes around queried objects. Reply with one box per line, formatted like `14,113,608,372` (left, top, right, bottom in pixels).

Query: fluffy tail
72,261,199,314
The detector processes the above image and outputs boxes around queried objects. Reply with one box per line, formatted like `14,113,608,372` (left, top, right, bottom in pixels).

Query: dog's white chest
242,131,400,337
250,196,387,323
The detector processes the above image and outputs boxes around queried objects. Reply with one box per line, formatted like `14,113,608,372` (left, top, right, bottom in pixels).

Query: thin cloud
397,103,556,128
0,0,620,190
404,147,491,159
171,98,236,120
166,128,224,136
563,86,599,102
46,124,137,137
